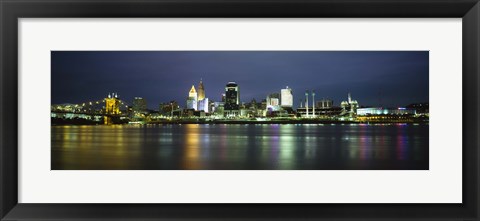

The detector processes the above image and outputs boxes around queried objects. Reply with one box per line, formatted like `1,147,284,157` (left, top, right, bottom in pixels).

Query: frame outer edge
473,2,479,220
1,0,480,220
1,0,5,219
0,0,3,216
463,2,480,221
1,0,19,220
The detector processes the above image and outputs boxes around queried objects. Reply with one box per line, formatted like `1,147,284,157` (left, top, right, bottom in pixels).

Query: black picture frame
1,0,479,220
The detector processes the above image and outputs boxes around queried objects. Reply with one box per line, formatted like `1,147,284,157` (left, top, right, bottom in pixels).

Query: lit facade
280,86,293,107
340,93,359,116
132,97,147,114
356,107,416,116
317,99,333,109
224,82,240,117
159,101,179,117
198,98,209,113
197,80,205,100
187,85,198,110
266,93,281,112
196,80,209,113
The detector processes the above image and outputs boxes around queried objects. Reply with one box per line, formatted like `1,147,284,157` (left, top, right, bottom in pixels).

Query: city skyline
52,51,429,109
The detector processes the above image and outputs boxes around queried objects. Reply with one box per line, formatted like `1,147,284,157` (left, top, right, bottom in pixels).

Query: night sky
51,51,428,109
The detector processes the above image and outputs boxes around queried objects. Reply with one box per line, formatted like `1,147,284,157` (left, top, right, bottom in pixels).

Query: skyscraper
280,86,293,107
196,79,210,113
132,97,147,114
197,79,205,100
198,98,209,113
224,81,240,117
186,85,198,110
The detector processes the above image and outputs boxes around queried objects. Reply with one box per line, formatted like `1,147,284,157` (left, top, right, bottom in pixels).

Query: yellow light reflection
182,124,202,169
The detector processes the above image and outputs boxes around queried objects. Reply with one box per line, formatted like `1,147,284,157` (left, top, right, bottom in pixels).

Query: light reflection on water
51,124,429,170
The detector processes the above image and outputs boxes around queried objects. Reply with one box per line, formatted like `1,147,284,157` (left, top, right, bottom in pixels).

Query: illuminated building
270,98,279,106
186,98,196,110
159,101,179,117
198,98,209,113
186,85,198,110
267,93,280,105
213,102,225,117
196,79,209,113
132,97,147,114
280,86,293,107
356,108,419,123
182,109,195,117
51,103,83,113
197,79,205,100
356,107,416,116
406,103,429,116
299,92,338,118
340,93,359,117
224,81,240,117
266,93,281,112
244,99,263,117
317,99,333,108
297,106,342,118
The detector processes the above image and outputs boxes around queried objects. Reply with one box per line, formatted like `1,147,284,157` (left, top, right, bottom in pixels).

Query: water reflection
51,124,429,170
183,124,201,169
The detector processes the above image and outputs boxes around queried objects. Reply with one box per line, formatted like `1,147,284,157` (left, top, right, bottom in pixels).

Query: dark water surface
51,124,429,170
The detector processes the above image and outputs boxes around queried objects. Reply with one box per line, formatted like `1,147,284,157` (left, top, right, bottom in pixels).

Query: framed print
1,0,479,220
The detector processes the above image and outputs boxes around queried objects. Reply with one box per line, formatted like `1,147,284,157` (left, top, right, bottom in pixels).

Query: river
51,124,429,170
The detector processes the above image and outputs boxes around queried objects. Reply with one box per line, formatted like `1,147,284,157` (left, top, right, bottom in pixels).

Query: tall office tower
186,85,198,110
224,82,240,117
198,98,209,113
195,79,209,113
132,97,147,114
280,86,293,107
197,79,205,100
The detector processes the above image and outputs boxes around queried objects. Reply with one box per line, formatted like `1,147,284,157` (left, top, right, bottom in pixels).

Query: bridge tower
104,93,120,124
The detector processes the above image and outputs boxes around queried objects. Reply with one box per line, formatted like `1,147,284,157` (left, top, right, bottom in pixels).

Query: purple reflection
396,124,408,160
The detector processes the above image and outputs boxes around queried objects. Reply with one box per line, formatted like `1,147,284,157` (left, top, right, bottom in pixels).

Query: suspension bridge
51,93,132,124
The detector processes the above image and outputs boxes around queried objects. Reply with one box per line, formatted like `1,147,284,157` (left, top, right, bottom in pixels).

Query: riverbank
148,120,428,125
51,117,428,126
